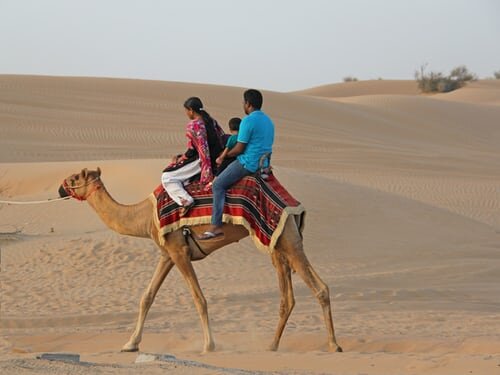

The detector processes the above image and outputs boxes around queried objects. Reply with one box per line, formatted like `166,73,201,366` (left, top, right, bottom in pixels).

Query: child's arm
216,147,229,166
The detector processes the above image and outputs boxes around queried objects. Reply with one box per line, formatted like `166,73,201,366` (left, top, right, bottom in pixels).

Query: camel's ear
81,168,88,179
97,167,101,177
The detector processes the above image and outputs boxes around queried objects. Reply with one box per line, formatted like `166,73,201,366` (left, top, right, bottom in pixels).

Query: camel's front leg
269,251,295,351
170,245,215,353
121,255,174,352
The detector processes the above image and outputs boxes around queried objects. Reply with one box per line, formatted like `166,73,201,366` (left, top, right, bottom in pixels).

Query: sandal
179,200,195,217
197,231,225,241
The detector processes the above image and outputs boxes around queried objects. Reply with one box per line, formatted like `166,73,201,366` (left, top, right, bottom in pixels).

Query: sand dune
1,75,499,374
434,80,500,106
293,79,420,98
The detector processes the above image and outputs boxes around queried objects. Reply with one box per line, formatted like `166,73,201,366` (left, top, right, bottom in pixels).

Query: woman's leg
161,160,201,206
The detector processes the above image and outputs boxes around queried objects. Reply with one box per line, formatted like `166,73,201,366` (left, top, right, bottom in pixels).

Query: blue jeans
211,159,251,226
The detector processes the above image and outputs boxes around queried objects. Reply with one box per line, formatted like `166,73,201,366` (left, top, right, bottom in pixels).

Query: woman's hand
203,181,213,191
216,156,224,166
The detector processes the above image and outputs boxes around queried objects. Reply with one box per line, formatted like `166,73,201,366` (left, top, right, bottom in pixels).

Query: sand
0,75,499,374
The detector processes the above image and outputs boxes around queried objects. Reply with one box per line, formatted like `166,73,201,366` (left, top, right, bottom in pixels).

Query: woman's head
184,97,204,115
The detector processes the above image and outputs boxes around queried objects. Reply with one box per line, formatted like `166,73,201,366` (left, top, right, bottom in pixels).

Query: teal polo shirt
236,110,274,173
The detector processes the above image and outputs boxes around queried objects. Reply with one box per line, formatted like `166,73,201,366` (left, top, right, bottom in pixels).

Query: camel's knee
140,292,154,310
316,284,331,306
199,296,208,312
280,297,295,317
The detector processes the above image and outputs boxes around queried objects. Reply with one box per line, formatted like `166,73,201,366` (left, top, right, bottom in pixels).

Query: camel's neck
86,187,153,238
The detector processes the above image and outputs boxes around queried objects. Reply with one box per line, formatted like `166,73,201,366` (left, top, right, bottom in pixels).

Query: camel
58,167,342,353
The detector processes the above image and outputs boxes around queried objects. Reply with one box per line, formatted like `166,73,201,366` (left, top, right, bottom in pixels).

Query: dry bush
415,64,477,93
343,76,358,82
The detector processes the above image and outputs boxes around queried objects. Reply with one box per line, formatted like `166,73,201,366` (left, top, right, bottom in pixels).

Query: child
215,117,241,176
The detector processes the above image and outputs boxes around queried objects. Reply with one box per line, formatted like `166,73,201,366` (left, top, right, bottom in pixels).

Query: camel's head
59,167,102,201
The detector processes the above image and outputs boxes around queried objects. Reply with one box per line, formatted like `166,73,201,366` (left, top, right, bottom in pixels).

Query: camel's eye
75,175,80,181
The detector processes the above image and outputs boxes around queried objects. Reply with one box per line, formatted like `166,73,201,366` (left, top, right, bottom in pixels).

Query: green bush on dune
414,64,477,93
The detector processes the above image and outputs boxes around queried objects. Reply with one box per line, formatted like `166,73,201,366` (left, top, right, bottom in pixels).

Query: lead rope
0,196,70,205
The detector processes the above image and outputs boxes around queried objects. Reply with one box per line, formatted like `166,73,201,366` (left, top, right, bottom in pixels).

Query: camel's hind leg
168,242,215,353
269,251,295,351
277,218,342,352
122,255,174,352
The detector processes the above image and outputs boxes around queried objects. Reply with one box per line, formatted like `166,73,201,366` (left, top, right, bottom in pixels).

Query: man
198,89,274,240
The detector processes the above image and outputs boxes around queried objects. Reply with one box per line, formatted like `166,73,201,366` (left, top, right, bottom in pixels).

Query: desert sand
0,75,499,374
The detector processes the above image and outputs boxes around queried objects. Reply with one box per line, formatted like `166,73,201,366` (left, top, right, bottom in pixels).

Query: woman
161,97,225,216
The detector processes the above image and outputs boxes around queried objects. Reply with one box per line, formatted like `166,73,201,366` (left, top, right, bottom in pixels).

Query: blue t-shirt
236,110,274,173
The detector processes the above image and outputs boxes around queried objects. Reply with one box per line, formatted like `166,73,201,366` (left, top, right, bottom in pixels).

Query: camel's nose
58,185,70,198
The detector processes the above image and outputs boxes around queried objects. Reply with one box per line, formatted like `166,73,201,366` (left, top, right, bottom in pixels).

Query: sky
1,0,499,92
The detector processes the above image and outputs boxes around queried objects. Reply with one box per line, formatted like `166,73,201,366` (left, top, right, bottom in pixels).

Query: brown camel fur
58,167,342,353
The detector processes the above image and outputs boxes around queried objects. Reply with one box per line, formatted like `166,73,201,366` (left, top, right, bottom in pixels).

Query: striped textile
152,173,305,253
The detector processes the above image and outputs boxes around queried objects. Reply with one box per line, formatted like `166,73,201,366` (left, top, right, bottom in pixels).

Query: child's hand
216,156,223,166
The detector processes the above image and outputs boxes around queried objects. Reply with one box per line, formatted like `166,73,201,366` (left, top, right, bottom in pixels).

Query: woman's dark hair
228,117,241,132
243,89,263,109
184,97,223,171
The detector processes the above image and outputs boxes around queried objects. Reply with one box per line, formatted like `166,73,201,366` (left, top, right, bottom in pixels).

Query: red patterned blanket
151,173,305,253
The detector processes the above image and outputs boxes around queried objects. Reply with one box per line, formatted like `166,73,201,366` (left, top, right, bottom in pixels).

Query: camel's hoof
202,343,215,353
268,344,278,352
328,343,343,353
121,346,139,353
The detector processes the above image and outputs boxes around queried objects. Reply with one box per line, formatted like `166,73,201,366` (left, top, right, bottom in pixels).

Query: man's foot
197,231,224,241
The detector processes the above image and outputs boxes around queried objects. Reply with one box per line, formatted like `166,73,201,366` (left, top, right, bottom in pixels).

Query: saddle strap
182,226,209,260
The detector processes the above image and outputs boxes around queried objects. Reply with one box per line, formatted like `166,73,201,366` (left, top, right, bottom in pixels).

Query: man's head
243,89,263,114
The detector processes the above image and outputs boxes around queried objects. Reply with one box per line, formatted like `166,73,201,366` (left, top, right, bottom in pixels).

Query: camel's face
59,167,102,201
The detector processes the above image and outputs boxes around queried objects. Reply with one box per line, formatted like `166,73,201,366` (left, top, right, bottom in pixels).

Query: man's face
243,100,250,115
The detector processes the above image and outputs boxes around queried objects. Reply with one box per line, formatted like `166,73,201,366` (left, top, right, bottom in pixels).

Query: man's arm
226,142,246,158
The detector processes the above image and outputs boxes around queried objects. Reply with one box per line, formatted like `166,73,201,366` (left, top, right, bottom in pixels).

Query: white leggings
161,159,201,206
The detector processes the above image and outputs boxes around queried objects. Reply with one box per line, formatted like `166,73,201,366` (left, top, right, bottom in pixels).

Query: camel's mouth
58,184,70,198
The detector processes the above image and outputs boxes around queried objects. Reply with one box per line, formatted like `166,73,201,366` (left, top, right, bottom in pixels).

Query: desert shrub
415,64,477,93
343,76,358,82
494,70,500,79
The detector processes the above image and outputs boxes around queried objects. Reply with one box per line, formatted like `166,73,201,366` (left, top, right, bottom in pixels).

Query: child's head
228,117,241,134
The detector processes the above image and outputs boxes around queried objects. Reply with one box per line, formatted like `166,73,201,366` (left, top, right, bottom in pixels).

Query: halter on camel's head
59,167,103,201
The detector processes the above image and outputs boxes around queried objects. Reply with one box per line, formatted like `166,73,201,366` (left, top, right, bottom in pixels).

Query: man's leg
201,160,249,238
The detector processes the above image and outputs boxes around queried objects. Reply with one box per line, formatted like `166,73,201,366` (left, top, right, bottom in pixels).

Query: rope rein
0,197,70,205
0,176,101,205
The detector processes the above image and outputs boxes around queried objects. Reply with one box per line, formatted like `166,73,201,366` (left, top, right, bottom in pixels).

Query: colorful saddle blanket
151,173,305,253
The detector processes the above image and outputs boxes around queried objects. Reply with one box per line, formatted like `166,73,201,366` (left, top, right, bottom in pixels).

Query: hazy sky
1,0,499,92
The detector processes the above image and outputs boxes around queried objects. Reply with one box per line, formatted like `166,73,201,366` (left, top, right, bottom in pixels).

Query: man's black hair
243,89,263,110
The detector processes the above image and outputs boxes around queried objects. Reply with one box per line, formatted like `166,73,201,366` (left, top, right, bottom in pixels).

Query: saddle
151,167,304,253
